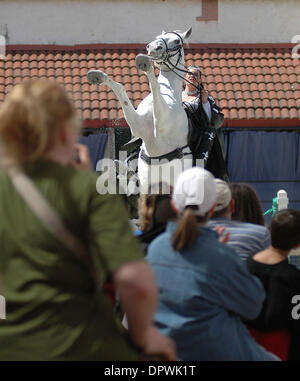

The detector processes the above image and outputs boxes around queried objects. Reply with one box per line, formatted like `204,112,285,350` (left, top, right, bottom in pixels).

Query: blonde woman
0,80,175,361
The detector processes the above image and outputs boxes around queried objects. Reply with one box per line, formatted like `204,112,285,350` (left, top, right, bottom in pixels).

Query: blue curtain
78,133,108,170
225,130,300,223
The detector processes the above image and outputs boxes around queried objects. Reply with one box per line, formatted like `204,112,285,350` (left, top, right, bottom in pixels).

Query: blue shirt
147,222,278,361
208,218,271,261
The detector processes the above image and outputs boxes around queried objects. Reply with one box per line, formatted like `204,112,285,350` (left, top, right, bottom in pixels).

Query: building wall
0,0,299,45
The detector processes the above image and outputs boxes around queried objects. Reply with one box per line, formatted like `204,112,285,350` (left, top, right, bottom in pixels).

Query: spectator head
172,167,216,251
229,183,265,226
212,179,234,219
187,65,202,79
0,79,78,165
138,182,176,233
185,65,202,88
271,209,300,251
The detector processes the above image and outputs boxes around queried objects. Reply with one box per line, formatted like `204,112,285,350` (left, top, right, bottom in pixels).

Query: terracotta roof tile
266,82,280,93
258,82,267,92
228,99,236,108
81,76,90,85
251,91,261,100
288,89,299,98
227,108,237,119
249,82,259,92
238,109,247,119
73,91,82,102
82,109,92,120
219,99,227,109
290,108,299,118
281,98,292,108
247,108,256,119
241,83,250,92
74,99,82,109
207,83,216,93
82,99,90,109
141,83,150,93
245,99,254,108
226,90,235,100
64,83,73,93
64,75,73,84
272,108,282,119
91,109,101,120
281,108,291,119
236,99,245,108
253,67,262,75
20,61,29,69
264,108,273,119
262,99,271,108
1,44,299,122
90,91,100,101
131,74,140,84
287,66,297,75
255,108,265,118
107,91,117,102
289,74,298,84
248,74,257,83
226,82,236,91
283,82,293,91
269,98,278,108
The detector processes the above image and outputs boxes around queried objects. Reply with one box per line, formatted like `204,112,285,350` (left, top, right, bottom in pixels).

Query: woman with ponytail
147,167,279,361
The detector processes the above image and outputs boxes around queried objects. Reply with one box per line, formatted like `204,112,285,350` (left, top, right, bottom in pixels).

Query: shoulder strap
7,166,88,264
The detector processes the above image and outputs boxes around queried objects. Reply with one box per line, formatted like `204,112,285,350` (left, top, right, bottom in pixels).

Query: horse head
146,27,192,71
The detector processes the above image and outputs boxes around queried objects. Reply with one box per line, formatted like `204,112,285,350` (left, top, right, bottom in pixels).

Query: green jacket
0,160,142,360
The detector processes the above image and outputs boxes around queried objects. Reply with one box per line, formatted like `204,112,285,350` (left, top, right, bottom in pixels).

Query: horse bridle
152,31,201,91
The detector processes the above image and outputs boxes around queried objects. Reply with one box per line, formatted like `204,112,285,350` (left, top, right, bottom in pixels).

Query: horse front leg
136,55,171,137
87,70,143,137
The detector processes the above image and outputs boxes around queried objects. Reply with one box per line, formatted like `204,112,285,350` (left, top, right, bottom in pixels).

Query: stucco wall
0,0,299,44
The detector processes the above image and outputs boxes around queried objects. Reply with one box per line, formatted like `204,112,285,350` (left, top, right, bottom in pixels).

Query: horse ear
181,27,192,41
162,30,166,35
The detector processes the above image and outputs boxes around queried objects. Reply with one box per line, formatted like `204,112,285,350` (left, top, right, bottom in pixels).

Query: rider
182,65,228,180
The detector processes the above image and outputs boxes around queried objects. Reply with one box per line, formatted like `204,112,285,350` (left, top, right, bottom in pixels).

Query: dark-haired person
208,180,271,261
147,167,278,361
246,209,300,361
182,66,227,180
230,183,266,226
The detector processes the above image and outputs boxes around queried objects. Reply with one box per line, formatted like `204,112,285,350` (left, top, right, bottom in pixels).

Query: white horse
87,28,194,193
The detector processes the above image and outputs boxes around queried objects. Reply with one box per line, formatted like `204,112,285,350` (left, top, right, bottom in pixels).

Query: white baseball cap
214,179,232,211
173,167,216,216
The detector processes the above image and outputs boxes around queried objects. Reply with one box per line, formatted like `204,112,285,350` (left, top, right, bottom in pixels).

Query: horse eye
176,40,180,44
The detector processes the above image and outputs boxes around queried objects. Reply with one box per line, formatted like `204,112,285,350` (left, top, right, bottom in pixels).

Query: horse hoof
135,54,151,72
87,70,107,85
